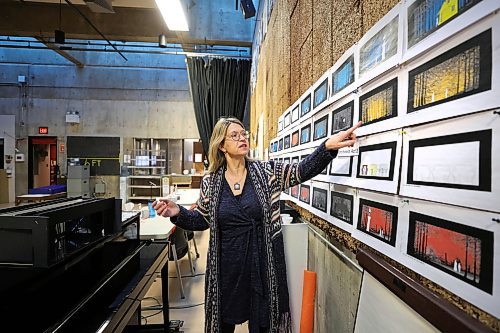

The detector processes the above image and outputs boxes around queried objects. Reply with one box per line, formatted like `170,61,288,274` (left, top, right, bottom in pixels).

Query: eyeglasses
226,130,250,141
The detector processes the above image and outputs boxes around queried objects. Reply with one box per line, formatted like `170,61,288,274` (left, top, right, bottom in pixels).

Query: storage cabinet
126,138,167,201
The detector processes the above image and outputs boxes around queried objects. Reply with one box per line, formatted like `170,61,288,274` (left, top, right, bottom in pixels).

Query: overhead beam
0,2,252,47
35,36,85,68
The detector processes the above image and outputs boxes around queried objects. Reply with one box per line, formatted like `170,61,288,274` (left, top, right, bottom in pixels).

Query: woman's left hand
325,121,362,151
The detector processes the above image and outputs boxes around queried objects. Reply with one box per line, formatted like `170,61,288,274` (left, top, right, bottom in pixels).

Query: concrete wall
0,47,199,196
0,115,15,202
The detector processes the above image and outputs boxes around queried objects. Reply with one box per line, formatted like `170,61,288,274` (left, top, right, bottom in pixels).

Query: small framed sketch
278,138,283,151
354,129,402,194
330,190,354,225
278,118,283,133
284,135,291,150
283,157,290,165
352,190,402,258
359,78,398,126
407,0,483,49
313,78,328,109
269,141,275,153
332,100,354,134
299,184,310,204
284,112,291,128
291,105,299,123
332,54,355,97
356,3,402,84
301,94,312,117
312,187,328,213
357,198,398,246
400,110,500,212
357,142,397,180
291,130,300,147
397,198,500,318
403,0,498,61
313,115,328,141
300,124,311,145
330,156,353,176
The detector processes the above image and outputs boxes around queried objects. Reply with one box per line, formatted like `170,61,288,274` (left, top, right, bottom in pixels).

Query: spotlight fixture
159,34,167,48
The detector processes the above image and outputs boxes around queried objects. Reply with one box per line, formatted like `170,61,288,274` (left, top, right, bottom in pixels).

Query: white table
139,215,175,240
173,188,200,207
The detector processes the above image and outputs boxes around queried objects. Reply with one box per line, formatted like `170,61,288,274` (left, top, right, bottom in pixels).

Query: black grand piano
0,197,176,333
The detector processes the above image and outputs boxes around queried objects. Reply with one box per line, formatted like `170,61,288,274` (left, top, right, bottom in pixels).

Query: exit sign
39,127,49,134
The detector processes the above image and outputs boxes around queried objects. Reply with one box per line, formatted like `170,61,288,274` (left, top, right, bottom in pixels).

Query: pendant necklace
230,168,245,191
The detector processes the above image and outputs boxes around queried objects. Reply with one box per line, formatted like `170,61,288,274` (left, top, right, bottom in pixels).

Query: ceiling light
155,0,189,32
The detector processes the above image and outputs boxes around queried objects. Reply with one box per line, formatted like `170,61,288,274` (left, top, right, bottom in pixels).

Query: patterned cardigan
171,141,337,333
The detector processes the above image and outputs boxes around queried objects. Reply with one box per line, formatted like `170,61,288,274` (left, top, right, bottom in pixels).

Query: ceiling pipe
64,0,128,61
0,44,251,59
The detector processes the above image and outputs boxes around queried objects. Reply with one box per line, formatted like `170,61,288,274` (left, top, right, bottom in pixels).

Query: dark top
218,173,269,329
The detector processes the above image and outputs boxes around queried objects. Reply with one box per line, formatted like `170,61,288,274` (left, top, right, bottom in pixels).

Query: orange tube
300,270,317,333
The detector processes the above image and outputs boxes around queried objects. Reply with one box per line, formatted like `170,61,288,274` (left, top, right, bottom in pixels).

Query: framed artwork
301,94,312,117
408,29,491,113
278,118,283,132
278,138,283,151
284,112,291,128
397,198,500,317
359,16,398,76
407,211,493,294
300,124,311,144
291,156,299,164
312,187,328,213
300,154,309,162
291,130,300,147
402,15,500,127
407,0,482,49
330,191,354,225
291,105,299,123
408,130,491,191
299,184,310,204
283,157,290,165
357,142,397,180
357,198,398,246
313,115,329,141
273,141,278,153
330,156,353,176
284,135,291,150
269,141,274,153
291,185,299,198
313,78,328,109
332,55,355,96
332,100,354,134
359,78,398,126
354,130,402,194
400,110,499,212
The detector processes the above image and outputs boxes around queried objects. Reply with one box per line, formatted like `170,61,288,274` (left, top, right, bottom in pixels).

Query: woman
153,117,361,333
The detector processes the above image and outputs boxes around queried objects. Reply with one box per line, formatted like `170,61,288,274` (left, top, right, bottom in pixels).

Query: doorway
28,137,57,189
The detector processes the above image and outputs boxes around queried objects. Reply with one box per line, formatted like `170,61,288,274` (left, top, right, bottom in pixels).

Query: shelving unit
126,138,167,202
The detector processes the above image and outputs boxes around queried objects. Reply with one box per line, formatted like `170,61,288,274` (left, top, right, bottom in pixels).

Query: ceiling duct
84,0,114,13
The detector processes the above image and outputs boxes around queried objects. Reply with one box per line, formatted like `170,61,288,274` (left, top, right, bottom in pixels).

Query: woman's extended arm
275,121,361,190
153,175,211,231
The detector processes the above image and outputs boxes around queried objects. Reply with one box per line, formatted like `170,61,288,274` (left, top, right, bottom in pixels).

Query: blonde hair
207,117,247,173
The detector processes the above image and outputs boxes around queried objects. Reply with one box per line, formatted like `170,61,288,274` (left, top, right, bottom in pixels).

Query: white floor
141,229,248,333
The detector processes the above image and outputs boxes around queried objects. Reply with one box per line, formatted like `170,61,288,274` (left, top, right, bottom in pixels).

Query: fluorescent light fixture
155,0,189,31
